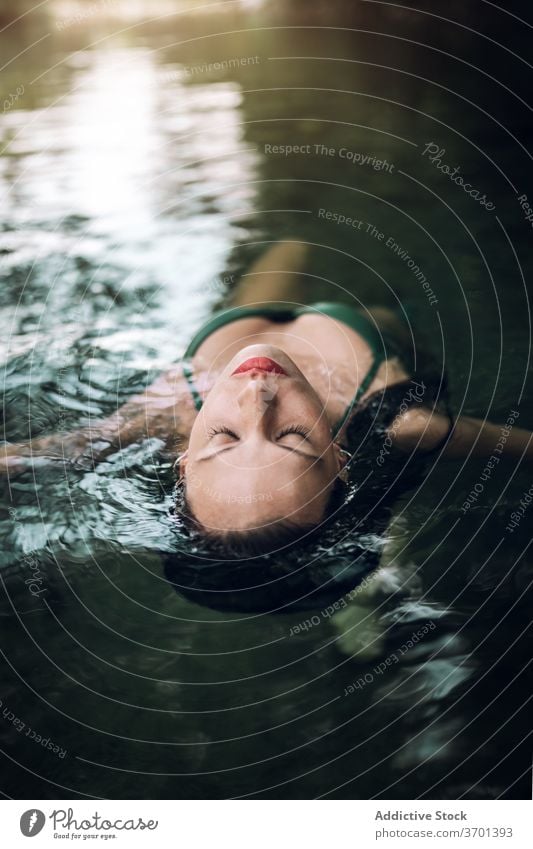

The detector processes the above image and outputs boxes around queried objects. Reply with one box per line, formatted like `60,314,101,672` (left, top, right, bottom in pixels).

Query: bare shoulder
360,357,410,401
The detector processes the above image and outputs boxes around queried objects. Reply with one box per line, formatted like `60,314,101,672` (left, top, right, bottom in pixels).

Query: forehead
186,485,330,532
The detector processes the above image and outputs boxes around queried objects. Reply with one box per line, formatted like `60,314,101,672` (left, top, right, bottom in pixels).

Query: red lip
232,356,287,375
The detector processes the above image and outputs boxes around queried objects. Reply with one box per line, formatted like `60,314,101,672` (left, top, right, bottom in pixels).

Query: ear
332,442,351,484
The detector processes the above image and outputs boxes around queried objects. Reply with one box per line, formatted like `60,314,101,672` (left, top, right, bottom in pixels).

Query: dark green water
1,2,532,798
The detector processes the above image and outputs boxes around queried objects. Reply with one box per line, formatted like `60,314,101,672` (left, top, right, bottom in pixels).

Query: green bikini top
181,302,387,438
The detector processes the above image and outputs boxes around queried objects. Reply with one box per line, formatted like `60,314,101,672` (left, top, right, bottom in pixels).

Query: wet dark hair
163,477,384,613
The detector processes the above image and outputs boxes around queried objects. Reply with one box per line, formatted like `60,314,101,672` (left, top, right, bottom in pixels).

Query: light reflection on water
1,45,256,365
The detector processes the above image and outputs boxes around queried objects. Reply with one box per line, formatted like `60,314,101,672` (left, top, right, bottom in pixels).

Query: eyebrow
198,444,322,463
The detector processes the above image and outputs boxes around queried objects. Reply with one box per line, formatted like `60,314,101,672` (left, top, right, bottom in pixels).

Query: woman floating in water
2,241,532,609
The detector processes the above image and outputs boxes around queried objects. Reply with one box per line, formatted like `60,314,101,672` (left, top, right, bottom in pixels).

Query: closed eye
199,423,320,461
207,425,311,442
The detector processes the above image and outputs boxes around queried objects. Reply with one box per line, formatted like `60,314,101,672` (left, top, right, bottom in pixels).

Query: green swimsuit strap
181,360,204,413
331,351,385,438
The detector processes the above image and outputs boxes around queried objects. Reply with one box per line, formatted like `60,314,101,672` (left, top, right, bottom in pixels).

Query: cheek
186,427,203,458
188,403,219,448
192,387,234,432
289,390,328,423
308,415,334,447
285,397,327,433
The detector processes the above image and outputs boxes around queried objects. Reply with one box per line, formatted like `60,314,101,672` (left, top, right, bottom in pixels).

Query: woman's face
181,345,344,532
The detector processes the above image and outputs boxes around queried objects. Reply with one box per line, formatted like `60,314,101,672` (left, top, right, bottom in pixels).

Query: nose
236,374,278,421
